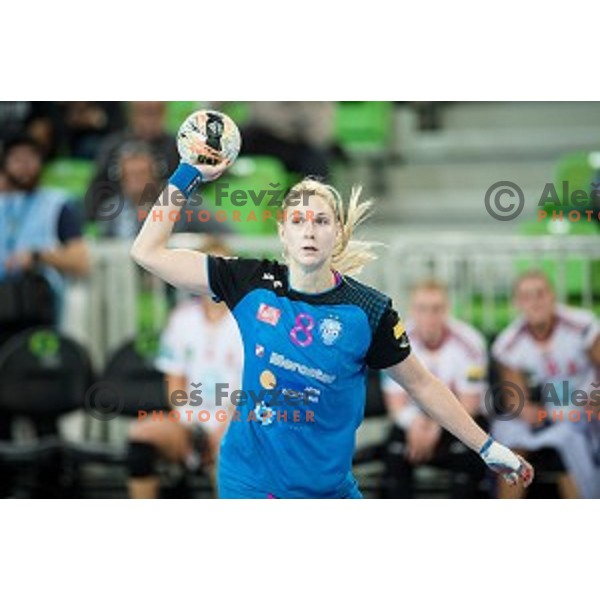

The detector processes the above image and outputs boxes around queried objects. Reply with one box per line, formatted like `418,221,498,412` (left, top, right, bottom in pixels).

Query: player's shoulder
208,255,285,280
207,255,288,305
339,274,394,329
556,303,598,331
492,316,528,356
447,318,487,355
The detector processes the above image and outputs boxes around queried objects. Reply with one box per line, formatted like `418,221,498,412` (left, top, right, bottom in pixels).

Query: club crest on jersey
319,317,343,346
257,303,281,326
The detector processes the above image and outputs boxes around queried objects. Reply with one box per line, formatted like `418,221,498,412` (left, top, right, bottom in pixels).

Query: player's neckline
286,268,343,297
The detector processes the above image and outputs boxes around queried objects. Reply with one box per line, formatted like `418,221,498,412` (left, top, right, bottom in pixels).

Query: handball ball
176,110,241,167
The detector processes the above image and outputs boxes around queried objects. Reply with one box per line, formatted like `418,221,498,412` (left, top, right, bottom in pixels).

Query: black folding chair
66,335,213,498
65,335,169,496
0,327,93,497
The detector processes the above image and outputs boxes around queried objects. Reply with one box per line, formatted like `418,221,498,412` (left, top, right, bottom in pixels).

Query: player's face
410,289,449,339
279,193,339,270
514,277,555,326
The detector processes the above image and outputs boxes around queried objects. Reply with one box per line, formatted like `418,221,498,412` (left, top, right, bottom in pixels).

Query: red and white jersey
155,299,244,430
382,318,488,399
492,304,600,394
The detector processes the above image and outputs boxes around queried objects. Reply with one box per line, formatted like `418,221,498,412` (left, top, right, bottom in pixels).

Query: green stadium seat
551,151,600,209
335,101,393,154
137,289,169,335
199,156,288,236
516,218,600,298
216,102,250,127
454,297,514,336
40,158,94,201
165,102,250,135
518,217,599,236
166,101,202,134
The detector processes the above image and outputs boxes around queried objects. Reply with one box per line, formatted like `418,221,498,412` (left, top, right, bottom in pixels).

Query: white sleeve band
480,439,521,472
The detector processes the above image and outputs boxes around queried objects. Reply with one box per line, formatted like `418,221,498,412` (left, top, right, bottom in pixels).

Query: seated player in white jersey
127,239,244,499
129,138,534,499
381,280,489,498
492,270,600,499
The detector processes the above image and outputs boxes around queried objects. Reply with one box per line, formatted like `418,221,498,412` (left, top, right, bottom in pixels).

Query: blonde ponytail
282,178,381,276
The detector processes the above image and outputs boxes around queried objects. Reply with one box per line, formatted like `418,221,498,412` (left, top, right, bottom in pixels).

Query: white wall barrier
64,234,600,368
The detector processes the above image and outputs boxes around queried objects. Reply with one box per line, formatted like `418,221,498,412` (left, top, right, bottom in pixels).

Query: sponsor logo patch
393,321,405,340
269,351,336,384
257,303,281,326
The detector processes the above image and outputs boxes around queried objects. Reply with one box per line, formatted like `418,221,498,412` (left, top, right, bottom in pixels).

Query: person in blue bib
131,142,535,499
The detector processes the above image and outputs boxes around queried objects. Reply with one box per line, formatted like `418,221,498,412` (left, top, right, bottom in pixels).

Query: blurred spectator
127,239,244,499
91,142,232,238
92,143,159,239
0,135,90,339
59,102,125,159
0,101,60,158
380,280,489,498
0,135,91,497
88,102,178,219
241,101,336,179
492,270,600,498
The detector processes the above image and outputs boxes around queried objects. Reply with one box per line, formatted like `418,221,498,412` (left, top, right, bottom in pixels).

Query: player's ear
335,219,343,240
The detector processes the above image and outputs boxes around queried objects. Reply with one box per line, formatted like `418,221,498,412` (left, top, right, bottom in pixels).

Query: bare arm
130,184,212,295
130,155,230,295
40,238,90,277
457,391,482,417
384,381,481,421
385,353,487,452
385,353,534,486
4,238,90,278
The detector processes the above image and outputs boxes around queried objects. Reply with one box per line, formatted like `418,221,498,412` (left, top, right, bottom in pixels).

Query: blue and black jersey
207,255,411,498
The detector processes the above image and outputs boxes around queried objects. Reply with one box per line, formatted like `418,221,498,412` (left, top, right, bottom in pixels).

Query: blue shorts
218,475,363,499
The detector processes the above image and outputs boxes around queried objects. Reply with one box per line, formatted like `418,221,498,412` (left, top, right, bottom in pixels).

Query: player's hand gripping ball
177,110,241,169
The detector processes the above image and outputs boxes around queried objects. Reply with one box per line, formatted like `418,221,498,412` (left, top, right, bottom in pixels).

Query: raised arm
130,149,230,295
385,353,534,487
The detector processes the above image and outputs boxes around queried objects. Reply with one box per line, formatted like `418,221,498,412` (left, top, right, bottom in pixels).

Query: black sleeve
206,255,271,310
365,304,412,370
57,203,83,243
